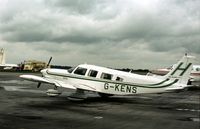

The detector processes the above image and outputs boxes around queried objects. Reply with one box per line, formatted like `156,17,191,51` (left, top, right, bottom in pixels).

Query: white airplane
0,48,18,70
20,55,195,100
150,64,200,83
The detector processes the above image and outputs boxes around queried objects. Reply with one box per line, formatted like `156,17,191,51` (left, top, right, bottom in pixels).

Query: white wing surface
20,75,76,90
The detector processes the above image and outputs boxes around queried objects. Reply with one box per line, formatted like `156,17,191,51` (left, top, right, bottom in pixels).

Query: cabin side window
116,76,123,82
74,67,87,75
88,70,98,77
101,73,113,80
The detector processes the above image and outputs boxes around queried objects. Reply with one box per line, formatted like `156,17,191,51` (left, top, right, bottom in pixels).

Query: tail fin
164,55,195,85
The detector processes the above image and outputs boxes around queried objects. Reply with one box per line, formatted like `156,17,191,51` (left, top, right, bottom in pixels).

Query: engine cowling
46,89,62,97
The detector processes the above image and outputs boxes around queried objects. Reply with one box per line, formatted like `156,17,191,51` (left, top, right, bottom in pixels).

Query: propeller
37,57,52,88
47,56,52,68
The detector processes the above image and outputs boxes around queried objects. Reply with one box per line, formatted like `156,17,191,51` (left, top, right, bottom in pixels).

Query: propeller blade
37,82,41,88
38,57,52,88
47,57,52,67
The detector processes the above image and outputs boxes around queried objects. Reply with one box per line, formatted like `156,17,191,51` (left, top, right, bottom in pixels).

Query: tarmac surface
0,72,199,129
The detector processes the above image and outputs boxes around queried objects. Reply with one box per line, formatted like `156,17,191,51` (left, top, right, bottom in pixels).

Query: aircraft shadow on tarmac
19,94,172,111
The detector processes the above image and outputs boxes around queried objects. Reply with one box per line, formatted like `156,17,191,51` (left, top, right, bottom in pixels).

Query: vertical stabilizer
164,55,195,85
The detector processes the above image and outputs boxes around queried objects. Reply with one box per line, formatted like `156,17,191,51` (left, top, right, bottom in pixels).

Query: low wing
19,75,96,91
20,75,52,84
20,75,76,90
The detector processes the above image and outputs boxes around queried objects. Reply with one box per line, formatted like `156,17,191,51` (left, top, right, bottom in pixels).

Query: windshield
74,67,87,75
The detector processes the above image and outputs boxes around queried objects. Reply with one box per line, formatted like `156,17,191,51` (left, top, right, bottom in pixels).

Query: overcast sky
0,0,199,69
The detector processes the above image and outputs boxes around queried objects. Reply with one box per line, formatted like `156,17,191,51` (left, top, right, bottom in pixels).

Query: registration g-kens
104,83,137,93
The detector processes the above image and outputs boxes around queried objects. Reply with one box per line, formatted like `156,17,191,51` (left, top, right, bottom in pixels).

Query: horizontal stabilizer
165,87,185,91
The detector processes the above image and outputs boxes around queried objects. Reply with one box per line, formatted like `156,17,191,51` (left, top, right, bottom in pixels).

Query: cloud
0,0,199,68
45,0,99,14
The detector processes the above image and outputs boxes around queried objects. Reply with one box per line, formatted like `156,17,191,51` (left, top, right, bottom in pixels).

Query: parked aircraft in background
0,48,19,70
20,55,195,100
150,64,200,82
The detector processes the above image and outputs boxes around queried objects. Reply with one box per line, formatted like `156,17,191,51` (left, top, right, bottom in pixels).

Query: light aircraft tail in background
0,48,18,70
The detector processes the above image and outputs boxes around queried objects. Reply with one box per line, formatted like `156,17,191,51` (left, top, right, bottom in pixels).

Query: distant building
23,60,47,72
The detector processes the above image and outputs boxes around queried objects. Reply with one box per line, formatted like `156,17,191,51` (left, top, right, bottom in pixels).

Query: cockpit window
67,67,75,73
74,67,87,75
88,70,98,77
101,73,113,80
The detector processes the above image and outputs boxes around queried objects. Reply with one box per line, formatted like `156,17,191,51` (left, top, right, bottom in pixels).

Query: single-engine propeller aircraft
20,55,195,100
